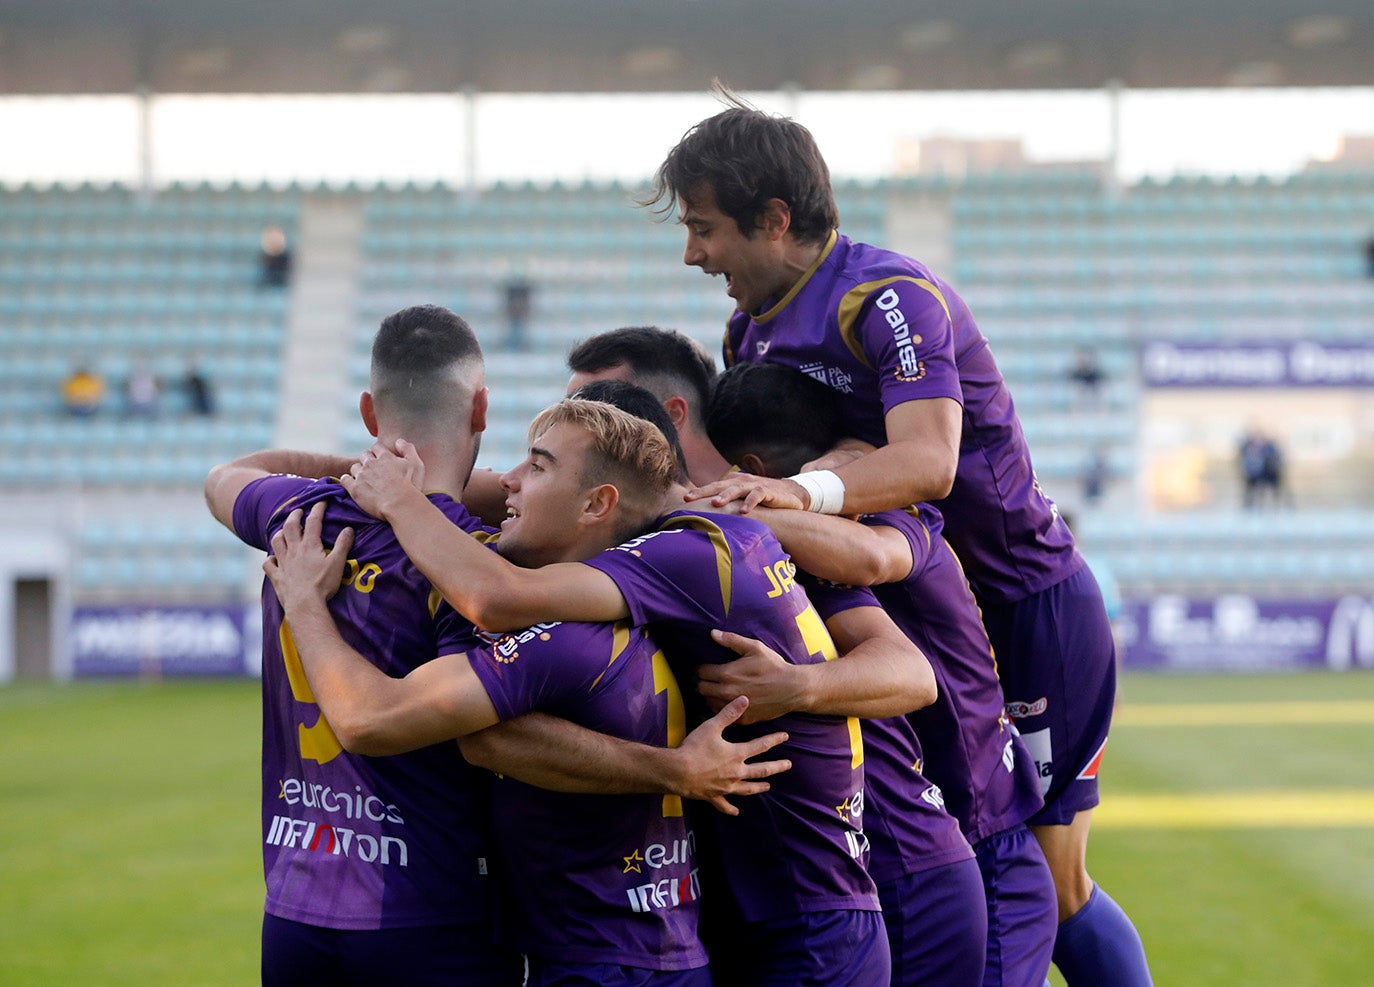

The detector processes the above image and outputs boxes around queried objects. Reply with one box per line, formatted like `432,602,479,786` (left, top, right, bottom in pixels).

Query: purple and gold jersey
723,231,1084,604
801,578,974,885
233,474,498,932
467,618,707,971
582,510,880,923
858,506,1044,844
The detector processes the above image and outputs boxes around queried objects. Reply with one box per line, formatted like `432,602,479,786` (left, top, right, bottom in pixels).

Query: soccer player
203,304,523,986
654,94,1152,986
258,401,734,985
567,366,992,986
342,401,938,987
567,326,733,485
705,361,1058,987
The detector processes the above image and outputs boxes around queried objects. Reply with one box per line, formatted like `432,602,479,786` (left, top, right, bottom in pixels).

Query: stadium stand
3,170,1373,605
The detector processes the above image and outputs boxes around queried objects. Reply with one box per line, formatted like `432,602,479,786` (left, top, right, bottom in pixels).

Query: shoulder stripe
660,514,733,616
837,276,952,370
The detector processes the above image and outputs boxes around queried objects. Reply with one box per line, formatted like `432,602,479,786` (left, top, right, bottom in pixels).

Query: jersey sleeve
582,525,731,628
465,621,615,723
857,508,938,582
840,277,964,416
230,474,319,550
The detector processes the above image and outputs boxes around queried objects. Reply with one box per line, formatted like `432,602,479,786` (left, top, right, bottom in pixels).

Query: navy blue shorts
718,909,890,987
527,961,712,987
975,824,1057,987
878,857,987,987
261,913,523,987
980,565,1117,826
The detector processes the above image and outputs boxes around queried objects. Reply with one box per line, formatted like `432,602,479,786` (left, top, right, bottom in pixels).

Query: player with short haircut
342,400,942,987
260,399,788,987
204,304,522,987
568,326,732,484
708,361,1059,987
656,92,1151,986
565,362,990,987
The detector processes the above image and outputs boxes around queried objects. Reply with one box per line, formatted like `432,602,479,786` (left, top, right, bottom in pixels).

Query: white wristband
788,469,846,514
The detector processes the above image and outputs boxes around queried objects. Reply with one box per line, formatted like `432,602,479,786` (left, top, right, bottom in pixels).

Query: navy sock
1052,883,1153,986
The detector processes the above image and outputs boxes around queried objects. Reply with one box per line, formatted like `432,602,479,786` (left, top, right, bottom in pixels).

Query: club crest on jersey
1005,697,1049,719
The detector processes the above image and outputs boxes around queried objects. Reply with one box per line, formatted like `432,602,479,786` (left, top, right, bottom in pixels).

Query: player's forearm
796,635,937,719
459,713,684,795
830,439,955,514
378,484,524,627
236,448,356,481
752,508,902,587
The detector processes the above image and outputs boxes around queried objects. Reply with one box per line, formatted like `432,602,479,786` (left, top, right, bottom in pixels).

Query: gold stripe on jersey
837,276,953,370
589,619,635,691
659,514,734,617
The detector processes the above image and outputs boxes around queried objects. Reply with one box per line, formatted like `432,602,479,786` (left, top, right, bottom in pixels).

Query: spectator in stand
259,224,292,289
61,364,106,417
1068,348,1106,406
1239,426,1289,509
184,357,216,416
124,355,162,418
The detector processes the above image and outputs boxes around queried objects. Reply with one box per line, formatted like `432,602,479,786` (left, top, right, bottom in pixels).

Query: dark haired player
706,361,1058,987
658,93,1152,986
205,305,523,986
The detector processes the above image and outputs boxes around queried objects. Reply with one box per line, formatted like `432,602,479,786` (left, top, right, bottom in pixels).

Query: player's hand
697,629,807,724
341,439,426,520
683,472,809,514
263,503,354,615
801,439,874,473
674,696,791,816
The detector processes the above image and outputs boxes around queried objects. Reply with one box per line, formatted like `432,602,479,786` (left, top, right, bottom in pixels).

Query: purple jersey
233,474,500,932
723,231,1084,604
859,506,1044,844
467,619,707,971
582,510,880,923
801,578,973,884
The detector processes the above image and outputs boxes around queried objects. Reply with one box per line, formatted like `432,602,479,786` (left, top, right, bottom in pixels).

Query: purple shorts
975,824,1057,987
980,565,1117,826
716,909,890,987
261,913,523,987
878,857,987,987
527,961,712,987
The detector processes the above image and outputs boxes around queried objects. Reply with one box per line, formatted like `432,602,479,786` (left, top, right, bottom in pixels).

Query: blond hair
528,399,677,536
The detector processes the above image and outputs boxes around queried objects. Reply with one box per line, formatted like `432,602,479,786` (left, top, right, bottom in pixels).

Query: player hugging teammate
207,91,1153,987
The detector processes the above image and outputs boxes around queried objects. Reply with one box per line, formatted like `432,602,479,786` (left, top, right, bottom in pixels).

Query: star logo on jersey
623,849,644,874
835,797,854,823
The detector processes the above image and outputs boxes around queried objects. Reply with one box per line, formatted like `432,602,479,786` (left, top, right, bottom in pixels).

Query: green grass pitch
2,671,1372,985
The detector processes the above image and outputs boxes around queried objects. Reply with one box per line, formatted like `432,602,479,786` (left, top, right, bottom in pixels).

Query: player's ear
471,386,489,435
662,395,689,429
740,452,771,477
581,483,620,527
359,392,379,437
761,197,792,241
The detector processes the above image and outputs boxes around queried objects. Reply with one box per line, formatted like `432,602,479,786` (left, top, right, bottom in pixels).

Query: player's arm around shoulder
263,503,500,756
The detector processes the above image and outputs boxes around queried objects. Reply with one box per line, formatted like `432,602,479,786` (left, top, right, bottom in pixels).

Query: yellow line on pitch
1095,790,1374,828
1113,700,1374,726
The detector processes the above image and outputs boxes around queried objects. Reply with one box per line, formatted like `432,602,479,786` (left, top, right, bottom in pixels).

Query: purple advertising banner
1141,341,1374,388
72,604,252,677
1116,595,1374,671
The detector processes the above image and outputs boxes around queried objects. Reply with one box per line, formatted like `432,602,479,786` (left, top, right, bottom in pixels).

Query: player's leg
1035,813,1152,986
742,910,891,987
879,857,987,987
334,921,524,987
976,823,1056,987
